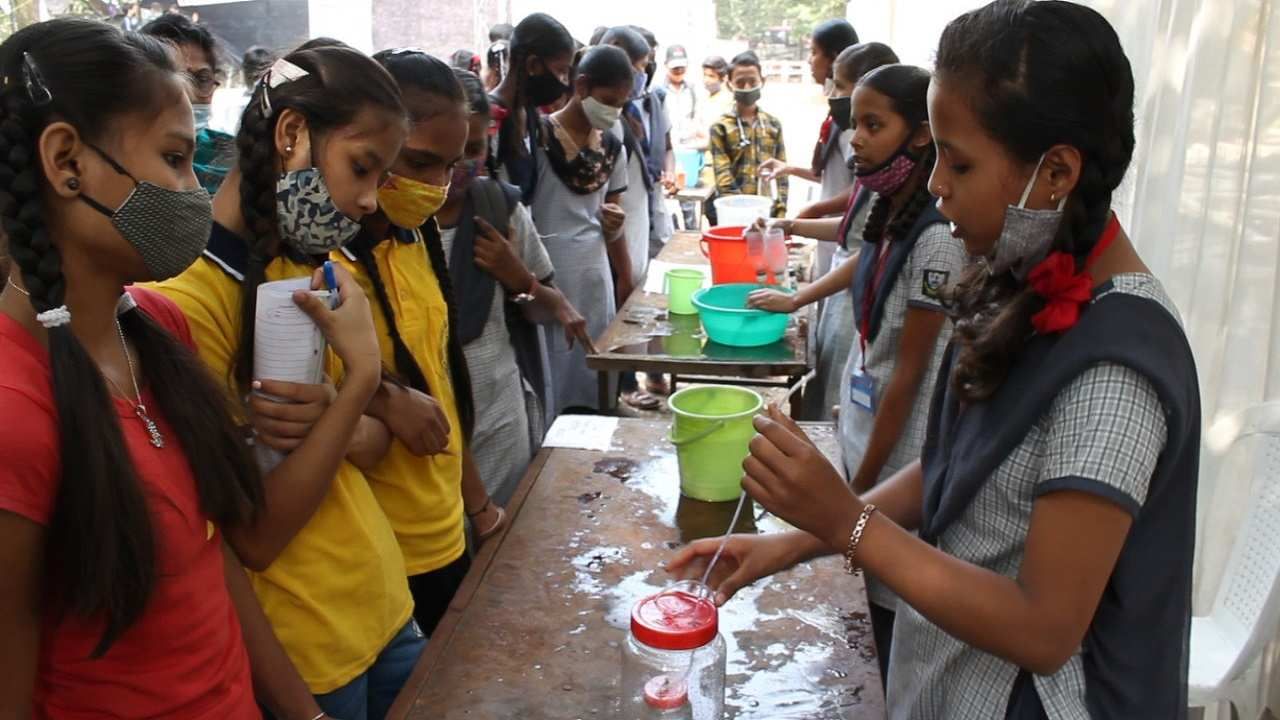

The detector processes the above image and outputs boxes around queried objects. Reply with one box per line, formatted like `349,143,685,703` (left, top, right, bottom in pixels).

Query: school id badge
849,365,876,413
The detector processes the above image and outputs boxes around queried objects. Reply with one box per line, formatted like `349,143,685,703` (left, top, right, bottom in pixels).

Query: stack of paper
252,277,333,471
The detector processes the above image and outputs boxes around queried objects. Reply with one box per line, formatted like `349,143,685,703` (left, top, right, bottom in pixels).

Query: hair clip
259,57,310,115
266,58,309,88
21,52,52,107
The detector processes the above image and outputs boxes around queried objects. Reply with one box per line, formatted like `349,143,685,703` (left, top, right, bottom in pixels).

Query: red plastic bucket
699,226,778,285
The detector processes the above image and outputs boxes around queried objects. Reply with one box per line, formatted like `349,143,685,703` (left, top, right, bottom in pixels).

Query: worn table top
675,185,716,203
586,231,814,379
390,417,884,720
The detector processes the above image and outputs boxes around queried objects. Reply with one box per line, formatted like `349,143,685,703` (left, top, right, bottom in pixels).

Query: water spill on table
605,310,801,364
413,421,880,719
583,427,875,718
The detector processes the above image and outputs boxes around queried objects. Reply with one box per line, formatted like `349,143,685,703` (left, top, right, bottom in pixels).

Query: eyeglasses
186,69,222,93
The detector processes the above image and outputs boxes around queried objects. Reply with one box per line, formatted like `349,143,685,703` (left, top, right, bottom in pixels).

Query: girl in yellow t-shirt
154,42,422,720
332,49,506,637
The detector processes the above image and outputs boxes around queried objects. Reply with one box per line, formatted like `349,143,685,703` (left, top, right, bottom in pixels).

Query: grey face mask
734,86,761,106
80,144,213,281
988,153,1066,280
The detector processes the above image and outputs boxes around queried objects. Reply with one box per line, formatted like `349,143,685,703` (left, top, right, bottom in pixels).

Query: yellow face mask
378,173,449,229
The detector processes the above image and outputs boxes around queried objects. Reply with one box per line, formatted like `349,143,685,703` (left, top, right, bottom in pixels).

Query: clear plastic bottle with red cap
620,581,726,719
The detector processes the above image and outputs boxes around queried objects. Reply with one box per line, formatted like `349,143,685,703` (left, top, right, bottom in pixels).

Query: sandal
623,390,662,410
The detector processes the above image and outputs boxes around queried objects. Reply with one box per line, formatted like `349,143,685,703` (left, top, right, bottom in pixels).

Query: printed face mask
276,167,363,255
447,158,480,202
80,144,212,281
583,96,623,131
988,153,1067,280
377,173,449,229
852,135,918,196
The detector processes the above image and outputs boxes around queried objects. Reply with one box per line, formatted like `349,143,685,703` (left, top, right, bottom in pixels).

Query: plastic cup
665,268,704,316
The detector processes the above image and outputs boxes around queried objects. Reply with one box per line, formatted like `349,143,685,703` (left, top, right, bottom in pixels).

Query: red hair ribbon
1027,212,1120,334
487,103,509,137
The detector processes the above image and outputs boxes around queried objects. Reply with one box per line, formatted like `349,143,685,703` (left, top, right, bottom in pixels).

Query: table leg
789,375,805,421
598,372,610,412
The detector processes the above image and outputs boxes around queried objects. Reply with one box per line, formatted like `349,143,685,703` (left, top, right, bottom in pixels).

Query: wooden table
587,231,815,414
389,417,884,720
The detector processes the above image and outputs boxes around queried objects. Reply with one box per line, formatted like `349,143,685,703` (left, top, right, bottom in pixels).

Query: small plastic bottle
763,222,788,288
620,583,726,719
743,224,767,284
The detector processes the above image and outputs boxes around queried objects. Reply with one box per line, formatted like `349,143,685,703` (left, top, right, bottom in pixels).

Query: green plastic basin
691,283,793,347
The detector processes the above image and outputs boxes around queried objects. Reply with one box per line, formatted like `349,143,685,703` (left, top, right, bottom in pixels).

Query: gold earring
1050,192,1057,202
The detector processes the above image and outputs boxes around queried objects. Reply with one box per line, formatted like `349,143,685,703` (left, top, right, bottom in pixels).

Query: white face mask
582,96,622,131
192,103,212,131
987,153,1068,279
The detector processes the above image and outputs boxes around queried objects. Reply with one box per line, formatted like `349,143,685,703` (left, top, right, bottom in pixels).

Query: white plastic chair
1189,402,1280,720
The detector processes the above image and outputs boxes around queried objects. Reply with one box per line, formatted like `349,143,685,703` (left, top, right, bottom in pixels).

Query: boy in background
709,51,788,219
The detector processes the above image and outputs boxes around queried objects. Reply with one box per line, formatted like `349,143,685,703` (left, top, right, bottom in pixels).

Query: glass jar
620,582,726,719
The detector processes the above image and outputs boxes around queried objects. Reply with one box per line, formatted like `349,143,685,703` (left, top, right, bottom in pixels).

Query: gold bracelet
843,503,877,576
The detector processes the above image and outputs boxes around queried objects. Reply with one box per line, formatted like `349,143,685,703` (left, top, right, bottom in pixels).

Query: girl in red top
0,19,351,720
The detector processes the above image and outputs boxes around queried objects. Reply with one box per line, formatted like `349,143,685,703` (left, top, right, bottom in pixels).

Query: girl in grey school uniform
751,63,965,681
669,2,1200,719
529,45,635,416
748,42,901,422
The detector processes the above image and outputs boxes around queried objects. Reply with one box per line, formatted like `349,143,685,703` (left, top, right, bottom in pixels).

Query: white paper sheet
252,277,334,471
642,261,712,295
542,415,620,452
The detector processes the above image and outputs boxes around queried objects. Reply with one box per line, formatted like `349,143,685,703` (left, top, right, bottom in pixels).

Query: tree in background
2,0,118,40
715,0,846,51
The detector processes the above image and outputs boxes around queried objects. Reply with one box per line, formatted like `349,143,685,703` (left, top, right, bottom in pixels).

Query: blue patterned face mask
275,167,362,255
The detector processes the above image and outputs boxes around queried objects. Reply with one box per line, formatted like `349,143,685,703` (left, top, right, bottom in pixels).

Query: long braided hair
856,64,937,247
0,19,261,656
496,13,575,164
937,0,1135,401
370,49,476,441
230,42,404,392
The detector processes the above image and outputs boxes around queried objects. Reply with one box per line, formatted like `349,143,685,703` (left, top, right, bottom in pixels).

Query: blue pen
322,260,339,308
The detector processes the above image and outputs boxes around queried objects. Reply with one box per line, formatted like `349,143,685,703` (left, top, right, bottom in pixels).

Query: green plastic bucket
665,268,704,315
668,385,763,502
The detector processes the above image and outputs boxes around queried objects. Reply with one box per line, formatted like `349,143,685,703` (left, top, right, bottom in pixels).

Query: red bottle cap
631,588,718,651
643,674,689,710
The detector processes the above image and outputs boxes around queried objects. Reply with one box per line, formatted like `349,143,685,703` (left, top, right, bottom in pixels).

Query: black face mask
527,69,569,106
645,60,657,87
828,96,852,132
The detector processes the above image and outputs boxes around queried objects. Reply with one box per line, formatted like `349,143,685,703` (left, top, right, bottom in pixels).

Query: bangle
467,498,493,520
842,503,877,575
